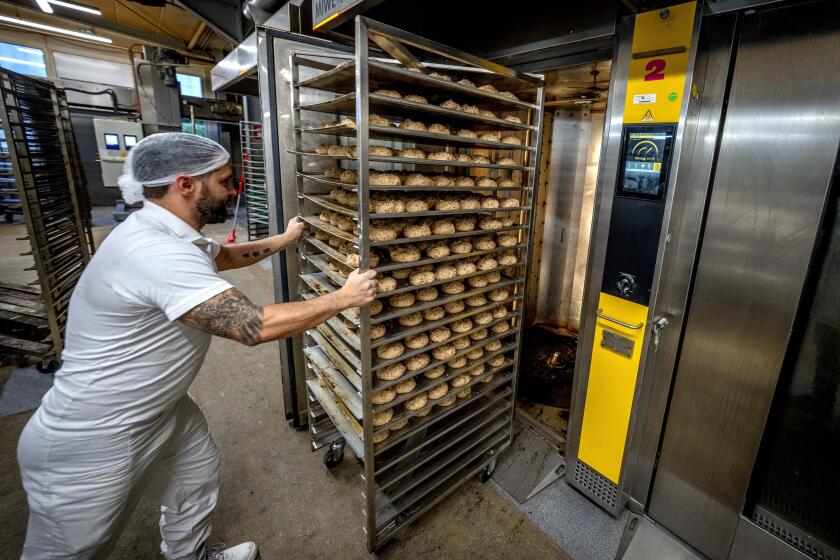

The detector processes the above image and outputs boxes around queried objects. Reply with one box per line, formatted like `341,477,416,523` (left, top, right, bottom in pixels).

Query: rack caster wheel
477,464,494,483
323,439,345,469
36,360,59,374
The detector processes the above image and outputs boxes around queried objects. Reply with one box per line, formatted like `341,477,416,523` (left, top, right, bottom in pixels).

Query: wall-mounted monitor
104,133,120,151
617,124,676,201
124,134,138,150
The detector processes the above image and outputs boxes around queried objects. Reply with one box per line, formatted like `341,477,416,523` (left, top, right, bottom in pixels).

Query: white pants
17,395,220,559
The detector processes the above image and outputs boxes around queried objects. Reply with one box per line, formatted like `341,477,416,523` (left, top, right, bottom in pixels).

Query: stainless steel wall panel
649,4,840,558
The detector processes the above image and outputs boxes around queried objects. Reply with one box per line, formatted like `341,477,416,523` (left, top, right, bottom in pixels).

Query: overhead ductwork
243,0,287,25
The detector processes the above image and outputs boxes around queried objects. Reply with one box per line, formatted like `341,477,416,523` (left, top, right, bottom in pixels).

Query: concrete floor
0,209,570,559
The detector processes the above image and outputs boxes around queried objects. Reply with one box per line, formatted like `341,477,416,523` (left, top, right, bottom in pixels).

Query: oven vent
574,460,618,510
752,510,835,560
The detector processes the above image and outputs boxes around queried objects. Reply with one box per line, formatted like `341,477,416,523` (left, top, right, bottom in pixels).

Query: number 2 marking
645,59,666,81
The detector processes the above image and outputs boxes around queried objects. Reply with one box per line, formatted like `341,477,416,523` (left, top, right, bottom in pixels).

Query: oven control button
616,273,636,296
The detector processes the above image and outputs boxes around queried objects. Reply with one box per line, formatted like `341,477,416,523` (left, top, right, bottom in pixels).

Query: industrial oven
258,18,544,550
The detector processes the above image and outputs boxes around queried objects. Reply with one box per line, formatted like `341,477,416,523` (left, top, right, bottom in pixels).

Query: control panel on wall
602,124,675,306
92,118,144,187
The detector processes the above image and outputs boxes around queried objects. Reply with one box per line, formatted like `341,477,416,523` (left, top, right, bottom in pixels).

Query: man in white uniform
16,133,377,559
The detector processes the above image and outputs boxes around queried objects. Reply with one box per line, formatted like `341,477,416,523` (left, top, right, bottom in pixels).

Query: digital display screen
104,133,120,150
124,134,138,149
618,125,675,200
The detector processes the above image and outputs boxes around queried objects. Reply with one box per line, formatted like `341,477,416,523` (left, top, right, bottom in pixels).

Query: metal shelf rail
0,68,93,367
288,18,544,551
240,120,269,240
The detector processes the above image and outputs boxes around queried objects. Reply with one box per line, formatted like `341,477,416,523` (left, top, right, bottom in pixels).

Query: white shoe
203,542,259,560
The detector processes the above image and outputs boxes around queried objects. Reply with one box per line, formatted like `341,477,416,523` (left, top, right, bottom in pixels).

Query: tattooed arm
180,269,378,345
215,218,306,271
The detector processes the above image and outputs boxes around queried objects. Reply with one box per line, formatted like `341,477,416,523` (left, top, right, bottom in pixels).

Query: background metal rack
0,68,93,368
239,120,269,240
285,18,544,551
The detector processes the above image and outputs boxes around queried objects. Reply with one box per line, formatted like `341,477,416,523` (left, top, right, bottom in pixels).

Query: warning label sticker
633,94,657,105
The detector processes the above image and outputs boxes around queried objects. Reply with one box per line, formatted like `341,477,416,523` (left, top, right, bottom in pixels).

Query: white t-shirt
33,201,233,434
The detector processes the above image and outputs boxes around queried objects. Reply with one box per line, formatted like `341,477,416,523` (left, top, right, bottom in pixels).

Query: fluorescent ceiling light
35,0,53,13
0,15,112,44
48,0,102,16
0,56,46,68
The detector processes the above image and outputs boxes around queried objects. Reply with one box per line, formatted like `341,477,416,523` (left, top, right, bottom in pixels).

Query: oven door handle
596,309,644,330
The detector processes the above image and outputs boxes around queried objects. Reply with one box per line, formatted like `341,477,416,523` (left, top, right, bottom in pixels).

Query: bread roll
440,99,461,111
456,153,473,163
465,348,484,360
491,306,507,319
459,198,481,211
438,394,457,407
428,383,448,400
489,288,509,302
369,114,391,127
373,89,401,98
373,429,390,444
390,418,409,431
399,148,426,159
461,104,479,114
377,276,397,293
488,354,505,367
435,264,458,280
405,173,433,186
448,356,468,369
404,94,428,104
479,131,501,142
373,408,393,427
428,151,455,161
500,90,519,100
497,234,518,247
416,287,439,302
451,318,473,333
442,281,466,295
372,388,396,405
409,270,436,285
477,177,498,188
469,363,486,377
426,243,451,259
468,275,488,288
472,154,491,164
371,323,387,339
501,135,521,145
456,387,472,399
389,245,422,263
340,169,358,184
457,129,478,138
430,327,452,342
404,223,432,239
479,109,496,119
428,123,451,135
377,341,405,360
432,220,456,235
404,353,430,371
394,377,417,394
473,311,494,325
324,167,342,179
404,392,428,410
450,240,473,255
423,365,446,379
405,198,430,212
497,157,517,166
478,257,498,271
457,78,475,88
455,176,476,187
370,172,401,186
400,119,427,131
405,333,429,349
430,71,452,81
444,300,465,314
485,340,503,352
492,320,511,334
456,261,477,276
451,374,470,388
398,312,423,327
466,294,487,307
478,84,498,93
479,217,503,231
432,345,456,361
503,114,523,123
389,292,416,308
481,196,500,209
451,338,470,350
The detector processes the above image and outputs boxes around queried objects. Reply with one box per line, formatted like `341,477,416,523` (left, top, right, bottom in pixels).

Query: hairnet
117,132,230,204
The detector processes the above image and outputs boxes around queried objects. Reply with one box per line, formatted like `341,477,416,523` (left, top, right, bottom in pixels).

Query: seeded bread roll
368,113,391,126
432,344,456,361
491,306,507,319
503,114,523,123
485,340,503,352
370,172,401,186
489,288,509,302
478,257,498,271
335,217,354,231
390,268,410,280
469,363,486,377
315,230,330,242
429,123,451,134
419,308,443,324
373,408,394,426
479,217,503,231
497,234,518,247
373,429,390,444
416,287,439,302
451,374,470,388
457,129,478,138
377,341,405,360
461,104,480,114
389,292,416,308
488,355,505,367
371,323,387,340
456,153,473,163
478,84,498,94
459,198,481,211
405,173,433,186
456,261,477,276
395,377,416,394
479,109,497,119
316,143,331,155
479,131,501,142
390,418,409,431
501,135,521,145
497,157,517,166
328,236,343,248
435,264,458,280
468,275,488,288
428,382,449,400
324,167,342,179
481,196,500,209
415,407,431,418
470,329,489,341
400,119,427,131
500,90,519,100
405,353,430,371
404,392,428,410
451,318,473,333
405,198,430,212
432,220,456,235
448,356,468,369
472,154,491,164
492,320,511,334
428,151,455,161
474,311,494,326
340,169,358,184
377,276,397,293
369,299,384,315
426,243,451,259
450,240,473,255
372,388,397,405
438,394,457,407
442,281,465,295
404,94,428,104
433,176,455,189
399,148,427,159
500,197,520,208
477,177,498,188
498,253,517,266
373,89,401,98
440,99,461,111
409,270,435,286
423,365,446,379
430,71,452,81
455,176,476,187
445,300,466,314
457,77,475,87
474,237,496,251
389,245,422,263
481,374,495,384
404,223,432,238
465,347,484,360
369,224,398,241
398,312,423,327
456,387,472,399
369,146,395,159
429,326,452,343
405,333,429,349
466,294,487,307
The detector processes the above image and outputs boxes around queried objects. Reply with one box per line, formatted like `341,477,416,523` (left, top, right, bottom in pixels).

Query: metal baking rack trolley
288,18,544,551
